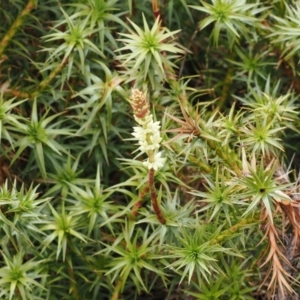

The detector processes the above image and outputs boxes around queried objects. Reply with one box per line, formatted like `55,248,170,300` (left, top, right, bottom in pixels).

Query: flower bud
130,89,149,119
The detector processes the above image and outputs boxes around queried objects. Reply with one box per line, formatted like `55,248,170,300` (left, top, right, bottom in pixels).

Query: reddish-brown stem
130,185,149,220
148,168,166,224
130,200,142,220
151,0,160,20
9,90,30,99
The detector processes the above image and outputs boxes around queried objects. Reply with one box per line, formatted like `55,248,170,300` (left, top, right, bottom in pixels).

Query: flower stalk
148,168,166,224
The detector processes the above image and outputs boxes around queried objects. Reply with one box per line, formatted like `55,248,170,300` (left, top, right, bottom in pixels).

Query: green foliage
0,252,46,300
269,2,300,60
116,13,185,89
190,0,266,47
1,0,300,299
101,222,165,293
167,225,238,284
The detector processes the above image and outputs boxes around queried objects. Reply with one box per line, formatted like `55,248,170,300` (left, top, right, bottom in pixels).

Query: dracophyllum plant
3,1,300,299
190,0,268,47
116,14,185,90
269,2,300,60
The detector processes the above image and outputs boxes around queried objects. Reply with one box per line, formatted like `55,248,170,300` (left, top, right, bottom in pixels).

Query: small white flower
138,140,152,153
145,120,161,133
150,132,162,149
132,112,165,167
132,116,163,151
143,152,166,171
132,126,144,138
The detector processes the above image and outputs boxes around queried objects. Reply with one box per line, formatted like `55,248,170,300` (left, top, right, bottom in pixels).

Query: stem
169,142,212,174
7,60,68,99
67,265,80,300
130,184,149,220
66,242,80,300
111,278,123,300
32,60,68,98
1,1,67,100
151,0,160,20
218,65,234,109
148,168,166,224
9,90,30,99
210,215,259,245
15,288,22,300
0,0,36,58
201,133,242,175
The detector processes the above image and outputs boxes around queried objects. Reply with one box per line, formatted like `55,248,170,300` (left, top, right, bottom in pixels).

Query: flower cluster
130,89,165,171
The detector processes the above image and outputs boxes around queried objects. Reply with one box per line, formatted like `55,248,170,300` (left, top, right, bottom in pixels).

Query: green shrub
1,0,300,299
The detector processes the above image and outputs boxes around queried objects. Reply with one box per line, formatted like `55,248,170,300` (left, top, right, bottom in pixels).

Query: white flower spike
130,89,165,171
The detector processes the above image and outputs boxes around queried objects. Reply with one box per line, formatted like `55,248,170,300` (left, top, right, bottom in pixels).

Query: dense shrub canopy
1,0,300,299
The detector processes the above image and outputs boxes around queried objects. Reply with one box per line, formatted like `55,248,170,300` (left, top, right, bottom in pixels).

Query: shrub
1,0,300,299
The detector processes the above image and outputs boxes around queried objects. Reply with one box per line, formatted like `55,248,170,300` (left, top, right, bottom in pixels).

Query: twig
0,0,36,58
130,184,149,220
149,168,166,224
111,278,123,300
151,0,161,20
